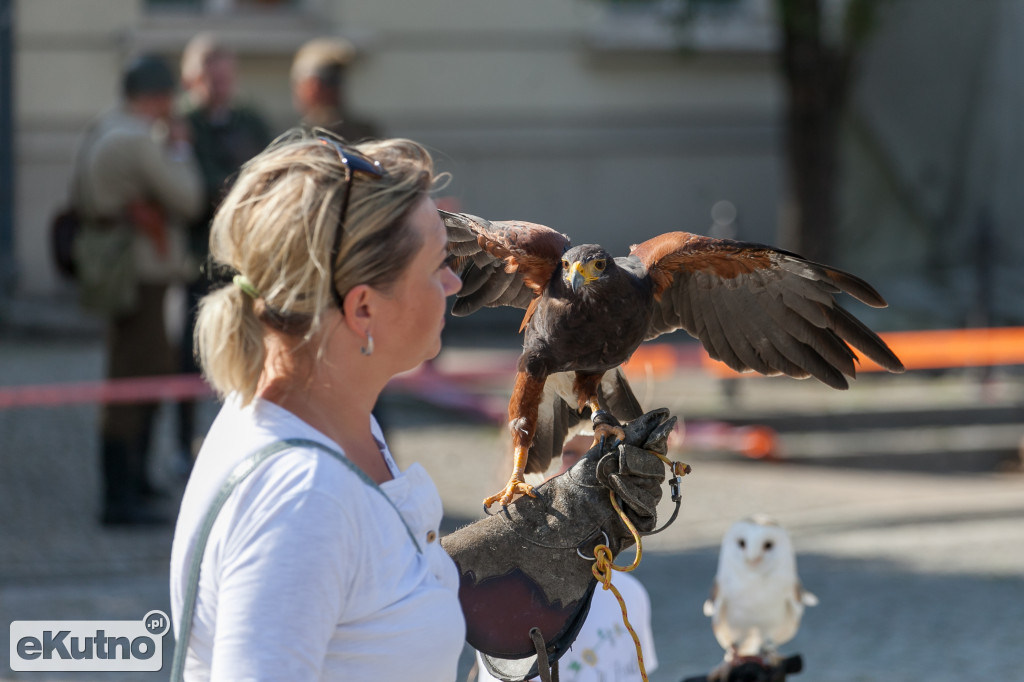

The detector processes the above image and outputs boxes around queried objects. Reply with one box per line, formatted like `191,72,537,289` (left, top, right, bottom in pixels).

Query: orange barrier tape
0,374,212,409
701,326,1024,378
621,343,706,380
0,365,510,417
3,327,1019,409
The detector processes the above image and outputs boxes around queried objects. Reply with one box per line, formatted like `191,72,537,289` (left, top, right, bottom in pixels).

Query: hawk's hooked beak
566,260,602,293
568,261,587,293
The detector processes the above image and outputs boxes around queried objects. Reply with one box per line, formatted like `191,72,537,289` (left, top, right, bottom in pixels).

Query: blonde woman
169,131,464,680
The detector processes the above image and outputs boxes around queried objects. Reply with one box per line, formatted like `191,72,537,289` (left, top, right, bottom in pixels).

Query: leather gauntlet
442,408,677,682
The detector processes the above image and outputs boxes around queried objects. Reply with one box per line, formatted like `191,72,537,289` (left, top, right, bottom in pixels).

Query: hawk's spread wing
629,232,905,389
441,210,570,317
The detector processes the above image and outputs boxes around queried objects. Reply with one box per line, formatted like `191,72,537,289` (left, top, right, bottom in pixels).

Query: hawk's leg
484,370,546,509
574,371,626,447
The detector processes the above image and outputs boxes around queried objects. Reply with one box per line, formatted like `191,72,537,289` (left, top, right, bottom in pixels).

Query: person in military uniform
176,33,273,470
291,36,381,142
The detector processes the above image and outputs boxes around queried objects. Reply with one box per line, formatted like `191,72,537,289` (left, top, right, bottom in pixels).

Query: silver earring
360,333,374,357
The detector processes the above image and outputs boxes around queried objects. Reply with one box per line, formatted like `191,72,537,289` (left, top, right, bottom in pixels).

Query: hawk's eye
738,539,746,549
764,540,774,551
593,259,606,271
561,259,570,270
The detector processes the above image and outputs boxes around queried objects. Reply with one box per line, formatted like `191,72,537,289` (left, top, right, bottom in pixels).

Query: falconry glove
442,408,677,682
594,439,666,525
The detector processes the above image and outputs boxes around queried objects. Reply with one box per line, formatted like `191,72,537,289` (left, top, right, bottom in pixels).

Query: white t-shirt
170,395,465,681
476,572,657,682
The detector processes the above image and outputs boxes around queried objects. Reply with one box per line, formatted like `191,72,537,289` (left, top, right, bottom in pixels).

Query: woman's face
375,197,462,372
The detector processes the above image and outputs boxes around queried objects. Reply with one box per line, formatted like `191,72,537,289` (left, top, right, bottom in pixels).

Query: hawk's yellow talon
483,478,536,509
591,421,626,448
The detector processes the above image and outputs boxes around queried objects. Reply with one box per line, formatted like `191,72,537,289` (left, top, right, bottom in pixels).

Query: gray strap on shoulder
170,438,422,681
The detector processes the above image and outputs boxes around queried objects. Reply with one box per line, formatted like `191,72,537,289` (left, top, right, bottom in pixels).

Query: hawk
442,211,904,508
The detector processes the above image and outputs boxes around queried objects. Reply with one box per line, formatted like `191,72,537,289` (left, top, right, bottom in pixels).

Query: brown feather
492,222,571,295
631,232,774,298
519,296,540,333
627,230,903,383
442,211,570,316
508,370,546,465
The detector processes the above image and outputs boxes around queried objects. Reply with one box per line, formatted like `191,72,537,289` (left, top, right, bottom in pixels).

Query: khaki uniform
79,107,203,283
75,106,203,521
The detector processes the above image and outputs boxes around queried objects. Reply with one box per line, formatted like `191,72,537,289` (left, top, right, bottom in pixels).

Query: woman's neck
256,329,393,483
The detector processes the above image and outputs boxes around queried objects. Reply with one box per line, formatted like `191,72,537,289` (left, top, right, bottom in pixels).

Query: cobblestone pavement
1,333,1023,681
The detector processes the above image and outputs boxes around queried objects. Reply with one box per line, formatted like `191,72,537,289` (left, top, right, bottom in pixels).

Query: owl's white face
721,517,795,575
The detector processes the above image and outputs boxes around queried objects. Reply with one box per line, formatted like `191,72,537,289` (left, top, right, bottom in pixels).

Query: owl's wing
797,582,819,607
703,579,719,617
707,582,736,653
783,581,818,630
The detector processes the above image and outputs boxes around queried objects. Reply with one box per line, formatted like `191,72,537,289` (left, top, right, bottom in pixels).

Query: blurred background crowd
3,0,1023,332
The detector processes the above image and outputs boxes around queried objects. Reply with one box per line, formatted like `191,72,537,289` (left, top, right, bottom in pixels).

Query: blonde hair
291,37,356,85
180,32,229,85
195,130,438,404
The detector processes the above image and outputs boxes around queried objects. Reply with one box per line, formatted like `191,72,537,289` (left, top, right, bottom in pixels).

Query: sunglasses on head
317,137,386,309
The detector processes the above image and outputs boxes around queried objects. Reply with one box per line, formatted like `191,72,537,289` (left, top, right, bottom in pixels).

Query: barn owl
703,515,817,668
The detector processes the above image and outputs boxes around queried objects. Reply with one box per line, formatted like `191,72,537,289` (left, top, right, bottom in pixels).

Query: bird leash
587,450,691,682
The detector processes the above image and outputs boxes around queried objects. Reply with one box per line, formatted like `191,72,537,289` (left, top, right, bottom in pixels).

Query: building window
147,0,302,12
588,0,777,53
135,0,321,55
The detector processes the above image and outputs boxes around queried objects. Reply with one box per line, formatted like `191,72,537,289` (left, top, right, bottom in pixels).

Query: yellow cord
589,451,691,682
590,491,650,681
654,450,693,478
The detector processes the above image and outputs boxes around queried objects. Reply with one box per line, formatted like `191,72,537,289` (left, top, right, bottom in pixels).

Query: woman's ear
341,283,375,337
